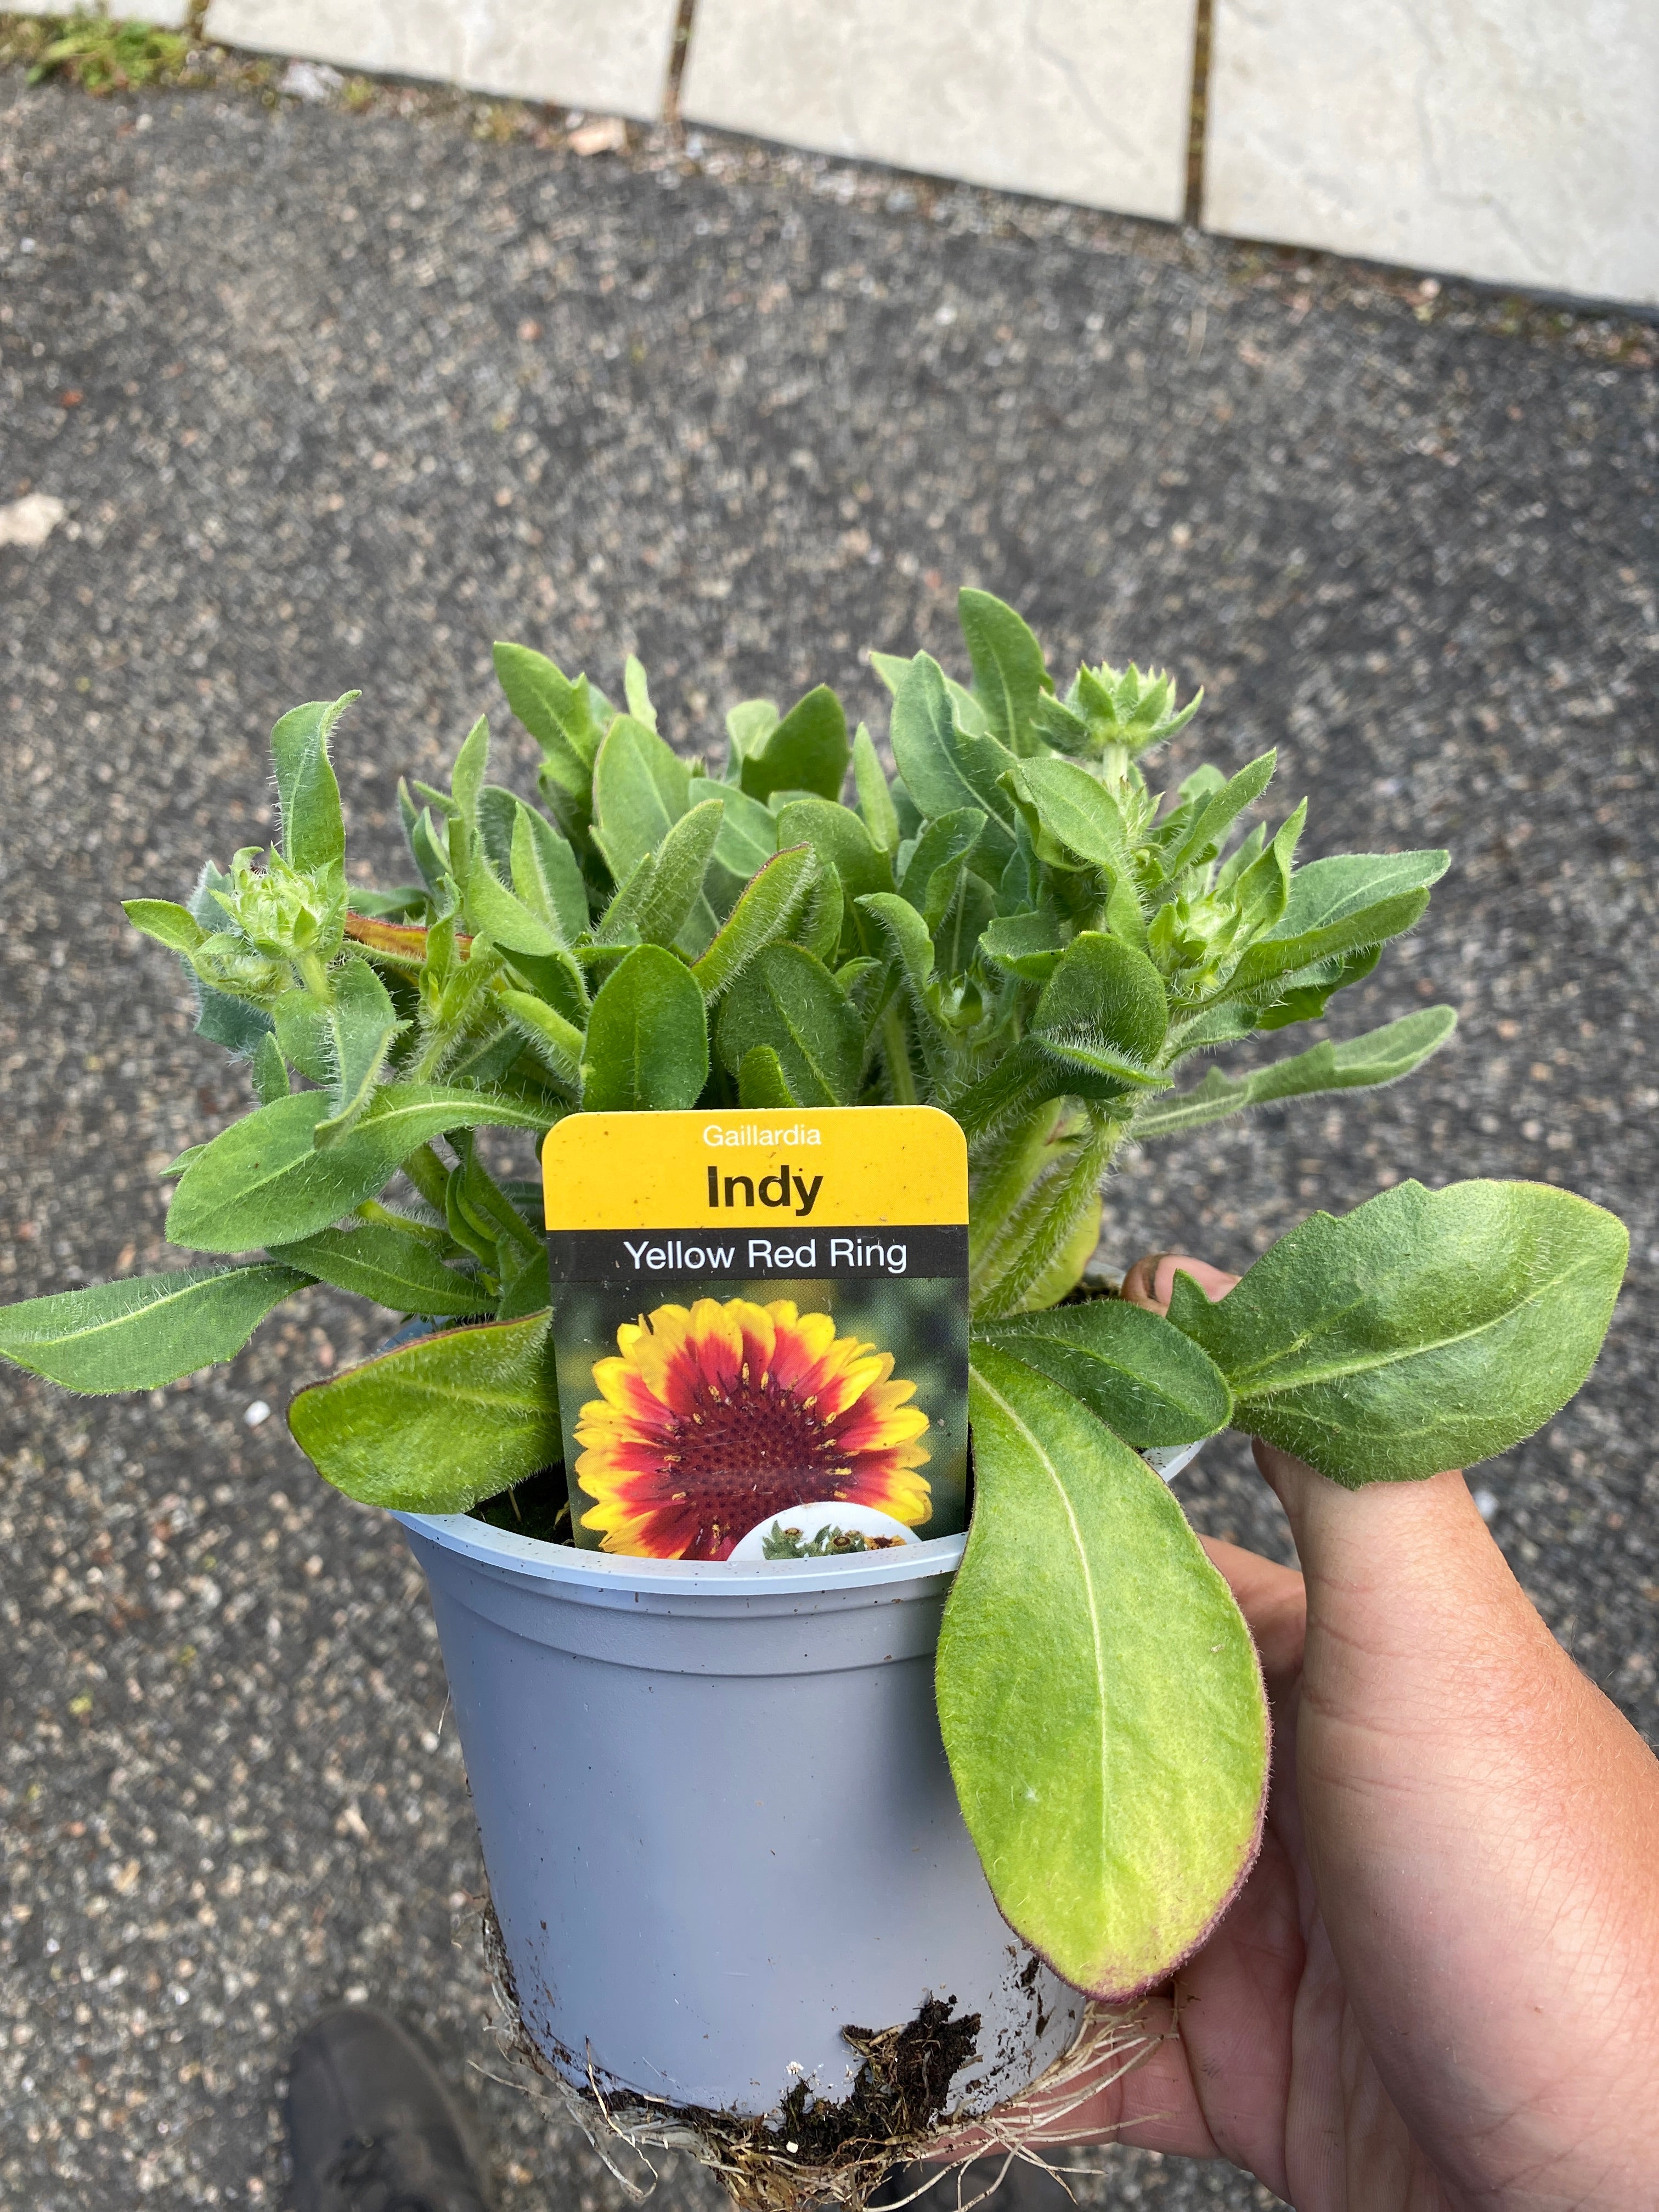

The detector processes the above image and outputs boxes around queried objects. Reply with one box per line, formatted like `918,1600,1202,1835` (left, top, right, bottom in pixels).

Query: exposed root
471,1901,1169,2211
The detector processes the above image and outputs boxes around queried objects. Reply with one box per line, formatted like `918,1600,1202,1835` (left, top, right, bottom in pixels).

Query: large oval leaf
0,1266,307,1392
715,943,864,1105
939,1349,1267,1998
288,1314,558,1511
1167,1178,1629,1485
580,944,709,1111
979,1300,1233,1447
167,1086,551,1254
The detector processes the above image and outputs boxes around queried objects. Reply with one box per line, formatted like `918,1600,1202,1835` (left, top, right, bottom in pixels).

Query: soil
484,1900,989,2209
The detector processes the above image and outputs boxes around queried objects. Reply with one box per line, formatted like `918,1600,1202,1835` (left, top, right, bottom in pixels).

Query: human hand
953,1254,1659,2209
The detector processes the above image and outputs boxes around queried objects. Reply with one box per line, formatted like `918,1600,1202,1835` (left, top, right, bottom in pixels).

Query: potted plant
0,592,1626,2183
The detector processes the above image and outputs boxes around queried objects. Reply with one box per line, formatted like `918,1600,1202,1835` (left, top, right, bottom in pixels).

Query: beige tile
681,0,1200,223
204,0,681,120
1205,0,1659,308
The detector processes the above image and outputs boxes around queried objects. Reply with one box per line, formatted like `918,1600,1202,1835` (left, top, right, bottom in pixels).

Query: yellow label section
542,1107,967,1230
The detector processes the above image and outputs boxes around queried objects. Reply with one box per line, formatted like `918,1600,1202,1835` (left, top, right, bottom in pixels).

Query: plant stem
403,1143,452,1210
353,1198,454,1251
297,949,333,1006
967,1106,1057,1279
881,1006,917,1104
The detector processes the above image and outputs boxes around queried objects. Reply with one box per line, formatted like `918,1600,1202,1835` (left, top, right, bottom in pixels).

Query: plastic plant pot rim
394,1506,967,1604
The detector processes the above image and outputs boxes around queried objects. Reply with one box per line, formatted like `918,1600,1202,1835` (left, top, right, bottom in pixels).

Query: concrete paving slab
682,0,1198,222
1205,0,1659,309
1,67,1655,2212
204,0,681,121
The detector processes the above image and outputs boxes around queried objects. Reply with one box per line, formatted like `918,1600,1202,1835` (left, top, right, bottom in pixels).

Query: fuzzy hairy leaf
889,653,1018,866
123,899,206,957
167,1087,550,1254
592,714,691,883
635,797,725,953
271,692,354,875
690,845,817,1003
958,589,1049,757
1218,890,1430,1005
1136,1007,1458,1140
288,1314,560,1512
737,684,850,803
1031,933,1169,1088
938,1350,1268,1997
272,1226,494,1317
510,801,590,944
581,945,709,1111
1268,849,1449,938
0,1266,307,1392
980,1301,1234,1447
1169,1180,1628,1484
315,957,404,1146
716,944,864,1106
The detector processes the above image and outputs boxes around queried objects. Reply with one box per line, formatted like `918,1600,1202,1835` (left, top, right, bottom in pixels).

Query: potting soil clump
482,1904,1161,2211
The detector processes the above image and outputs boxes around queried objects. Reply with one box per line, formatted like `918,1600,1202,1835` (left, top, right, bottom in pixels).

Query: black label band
547,1223,968,1284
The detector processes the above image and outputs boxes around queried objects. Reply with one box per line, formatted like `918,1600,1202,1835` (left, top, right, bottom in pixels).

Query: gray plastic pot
395,1509,1087,2120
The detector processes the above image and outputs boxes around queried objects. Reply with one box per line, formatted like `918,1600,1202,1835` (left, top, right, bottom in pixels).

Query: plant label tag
542,1107,969,1559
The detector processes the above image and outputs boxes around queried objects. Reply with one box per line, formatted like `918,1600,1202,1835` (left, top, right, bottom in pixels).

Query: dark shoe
285,2006,490,2212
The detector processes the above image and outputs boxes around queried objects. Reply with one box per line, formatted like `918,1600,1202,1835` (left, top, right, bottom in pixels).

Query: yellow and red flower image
575,1296,932,1560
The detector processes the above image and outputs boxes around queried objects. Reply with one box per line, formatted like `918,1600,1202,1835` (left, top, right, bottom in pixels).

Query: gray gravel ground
1,63,1655,2212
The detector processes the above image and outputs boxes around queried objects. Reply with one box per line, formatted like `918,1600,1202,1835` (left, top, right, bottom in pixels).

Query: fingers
1121,1252,1240,1315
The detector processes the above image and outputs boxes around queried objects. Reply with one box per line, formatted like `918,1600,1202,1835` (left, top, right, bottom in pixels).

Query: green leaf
689,845,818,1003
958,588,1049,756
899,807,985,924
716,945,864,1106
497,987,585,1092
889,654,1018,865
449,713,489,830
1269,848,1450,938
581,945,709,1111
623,653,658,732
737,1043,798,1109
938,1349,1268,1997
851,724,901,855
466,855,563,960
123,899,206,956
636,796,725,953
1006,757,1135,880
774,795,896,912
273,990,334,1084
1135,1007,1458,1141
315,957,404,1146
592,713,692,884
510,800,590,945
270,692,355,874
978,1302,1233,1447
493,642,604,797
1031,933,1169,1088
1218,890,1431,1005
271,1226,493,1317
167,1087,550,1254
288,1315,560,1513
251,1032,290,1107
1164,749,1277,875
722,697,780,779
738,684,850,804
707,781,780,915
979,911,1063,984
0,1266,307,1392
1167,1179,1629,1485
476,783,519,876
496,1243,551,1321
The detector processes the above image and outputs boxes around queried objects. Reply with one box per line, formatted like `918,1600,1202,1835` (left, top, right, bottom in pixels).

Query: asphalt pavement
0,61,1654,2212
